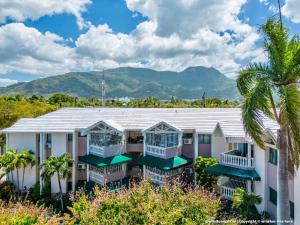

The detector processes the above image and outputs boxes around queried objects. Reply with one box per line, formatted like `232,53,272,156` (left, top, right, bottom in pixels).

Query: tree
19,149,35,194
232,188,262,220
40,153,73,211
194,156,218,190
237,18,300,223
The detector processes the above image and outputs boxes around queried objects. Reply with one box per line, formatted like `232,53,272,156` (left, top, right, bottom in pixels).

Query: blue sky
0,0,299,86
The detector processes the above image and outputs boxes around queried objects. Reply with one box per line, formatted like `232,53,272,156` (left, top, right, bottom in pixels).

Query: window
269,187,277,205
127,131,143,144
269,148,278,165
198,134,211,144
46,134,52,143
145,133,178,148
290,201,294,219
67,134,73,142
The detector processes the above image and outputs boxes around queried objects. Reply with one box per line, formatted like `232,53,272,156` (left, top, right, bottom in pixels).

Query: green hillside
0,66,239,99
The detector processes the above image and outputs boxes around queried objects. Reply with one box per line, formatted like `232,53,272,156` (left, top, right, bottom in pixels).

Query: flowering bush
0,201,61,225
68,181,220,225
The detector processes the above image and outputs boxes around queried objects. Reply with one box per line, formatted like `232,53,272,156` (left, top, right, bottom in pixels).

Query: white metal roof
1,107,279,137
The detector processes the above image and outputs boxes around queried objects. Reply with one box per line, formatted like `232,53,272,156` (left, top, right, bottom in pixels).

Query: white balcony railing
89,144,124,157
145,145,176,158
145,169,166,184
89,145,105,156
221,150,255,169
220,186,236,199
89,171,104,185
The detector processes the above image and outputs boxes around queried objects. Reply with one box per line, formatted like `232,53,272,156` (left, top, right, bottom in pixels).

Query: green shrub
0,181,15,202
232,188,262,220
68,181,220,225
194,156,218,189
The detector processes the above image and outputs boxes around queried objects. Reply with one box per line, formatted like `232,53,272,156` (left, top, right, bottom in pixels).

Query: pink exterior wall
126,144,143,152
198,144,211,157
266,162,294,219
77,169,87,181
182,144,194,159
78,136,87,156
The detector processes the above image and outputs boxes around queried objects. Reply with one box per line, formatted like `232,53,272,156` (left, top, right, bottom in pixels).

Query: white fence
89,171,104,185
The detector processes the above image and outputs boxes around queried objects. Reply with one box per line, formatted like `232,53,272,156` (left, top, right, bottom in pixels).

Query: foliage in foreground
0,201,61,225
69,181,220,225
0,181,221,225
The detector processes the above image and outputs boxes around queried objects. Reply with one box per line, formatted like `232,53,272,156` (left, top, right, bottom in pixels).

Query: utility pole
100,69,106,107
277,0,283,29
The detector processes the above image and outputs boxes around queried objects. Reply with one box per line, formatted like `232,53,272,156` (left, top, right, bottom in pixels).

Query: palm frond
237,63,275,96
241,79,273,148
279,84,300,168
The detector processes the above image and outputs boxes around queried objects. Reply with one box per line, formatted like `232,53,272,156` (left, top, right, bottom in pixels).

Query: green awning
138,155,192,171
205,164,261,181
79,154,132,168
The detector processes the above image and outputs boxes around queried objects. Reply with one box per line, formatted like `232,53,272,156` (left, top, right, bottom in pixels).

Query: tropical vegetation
237,18,300,222
0,180,226,224
40,153,73,211
194,156,218,190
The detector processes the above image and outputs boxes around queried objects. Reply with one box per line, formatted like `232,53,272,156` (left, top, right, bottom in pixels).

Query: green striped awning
205,164,261,181
79,154,132,168
138,155,192,171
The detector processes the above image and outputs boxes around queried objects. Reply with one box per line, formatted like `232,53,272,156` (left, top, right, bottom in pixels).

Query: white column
72,132,77,191
39,133,45,195
86,133,90,182
246,180,251,193
122,132,126,154
143,133,146,179
5,133,9,153
193,132,198,162
247,142,252,158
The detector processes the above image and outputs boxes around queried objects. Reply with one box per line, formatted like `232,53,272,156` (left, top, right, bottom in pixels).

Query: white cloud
0,0,92,29
282,0,300,24
0,23,76,76
0,0,265,79
0,78,18,87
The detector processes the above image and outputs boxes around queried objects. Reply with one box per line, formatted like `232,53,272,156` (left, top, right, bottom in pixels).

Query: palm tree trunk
16,168,20,197
57,172,64,212
277,125,290,224
21,168,25,194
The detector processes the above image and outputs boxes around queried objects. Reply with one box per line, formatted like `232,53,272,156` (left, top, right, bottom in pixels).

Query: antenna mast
101,69,106,107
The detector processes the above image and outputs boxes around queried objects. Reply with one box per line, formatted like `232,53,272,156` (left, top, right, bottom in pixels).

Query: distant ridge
0,66,239,99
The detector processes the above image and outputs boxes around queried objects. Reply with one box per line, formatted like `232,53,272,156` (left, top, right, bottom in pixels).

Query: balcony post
72,132,77,191
193,132,198,162
143,133,146,179
86,133,90,182
39,133,45,195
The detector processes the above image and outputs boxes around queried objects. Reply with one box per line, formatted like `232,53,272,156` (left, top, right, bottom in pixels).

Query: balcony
221,150,255,169
89,144,124,157
144,168,166,184
220,179,247,199
145,145,177,159
89,170,104,184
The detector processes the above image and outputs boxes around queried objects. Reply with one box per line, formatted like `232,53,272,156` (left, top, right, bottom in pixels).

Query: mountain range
0,66,239,99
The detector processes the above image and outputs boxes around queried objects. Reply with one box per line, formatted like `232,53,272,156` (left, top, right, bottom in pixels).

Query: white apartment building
1,107,299,223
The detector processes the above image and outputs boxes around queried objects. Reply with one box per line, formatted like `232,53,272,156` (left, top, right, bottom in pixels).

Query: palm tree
232,188,262,219
40,153,73,211
237,18,300,223
4,149,18,182
19,149,35,194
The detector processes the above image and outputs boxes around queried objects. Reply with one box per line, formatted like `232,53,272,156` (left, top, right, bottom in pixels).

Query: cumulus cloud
282,0,300,24
0,23,76,75
0,0,92,29
0,78,18,87
0,0,266,78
